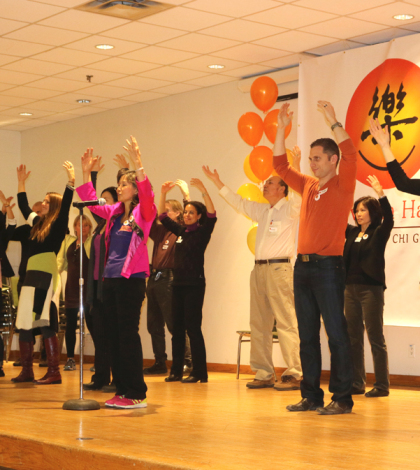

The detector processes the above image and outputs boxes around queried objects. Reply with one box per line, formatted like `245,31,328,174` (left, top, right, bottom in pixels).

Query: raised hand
123,135,142,169
290,145,301,171
0,190,8,205
1,196,15,213
369,118,390,149
277,103,293,130
190,178,206,193
161,181,176,194
114,153,130,170
63,161,75,184
92,155,104,172
367,174,384,198
317,100,337,126
175,179,190,199
17,164,31,183
81,148,97,174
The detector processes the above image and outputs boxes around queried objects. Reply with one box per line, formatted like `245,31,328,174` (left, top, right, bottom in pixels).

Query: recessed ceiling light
208,64,225,69
77,99,91,104
20,112,33,116
96,44,114,50
393,14,414,20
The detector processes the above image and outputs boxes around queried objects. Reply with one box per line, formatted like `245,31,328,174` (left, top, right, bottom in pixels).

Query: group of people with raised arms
0,101,416,412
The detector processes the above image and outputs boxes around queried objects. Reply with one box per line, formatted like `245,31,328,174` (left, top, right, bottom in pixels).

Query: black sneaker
0,367,4,378
143,362,167,375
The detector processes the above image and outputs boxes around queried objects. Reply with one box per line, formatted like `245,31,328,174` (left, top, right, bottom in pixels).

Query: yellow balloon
247,223,258,255
237,183,267,204
244,154,261,183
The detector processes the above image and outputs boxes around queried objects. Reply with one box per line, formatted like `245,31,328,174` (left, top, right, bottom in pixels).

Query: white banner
298,34,420,326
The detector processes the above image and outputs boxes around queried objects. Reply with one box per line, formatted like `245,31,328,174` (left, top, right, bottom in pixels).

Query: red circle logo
346,58,420,189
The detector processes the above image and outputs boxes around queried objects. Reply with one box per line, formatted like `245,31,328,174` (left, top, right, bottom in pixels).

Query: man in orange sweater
273,101,357,415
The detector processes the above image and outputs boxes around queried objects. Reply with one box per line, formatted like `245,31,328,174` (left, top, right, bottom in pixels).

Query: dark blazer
343,196,394,288
0,211,16,278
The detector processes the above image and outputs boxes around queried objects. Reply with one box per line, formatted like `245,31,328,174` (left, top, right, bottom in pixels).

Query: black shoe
39,360,48,368
143,362,167,375
351,387,365,395
13,360,21,367
365,388,389,397
165,374,182,382
83,382,103,391
101,384,117,393
183,364,193,375
0,367,4,378
317,401,352,415
286,398,323,412
181,376,207,383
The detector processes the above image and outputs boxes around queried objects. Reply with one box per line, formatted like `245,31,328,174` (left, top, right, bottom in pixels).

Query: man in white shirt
203,151,302,390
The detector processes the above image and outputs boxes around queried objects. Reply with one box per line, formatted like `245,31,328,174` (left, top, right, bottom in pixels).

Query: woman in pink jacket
76,138,156,409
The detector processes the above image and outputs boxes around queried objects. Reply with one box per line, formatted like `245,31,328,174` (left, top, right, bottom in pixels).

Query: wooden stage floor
0,362,420,470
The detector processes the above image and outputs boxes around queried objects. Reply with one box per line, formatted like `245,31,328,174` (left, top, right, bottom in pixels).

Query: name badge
363,234,369,239
176,236,183,244
162,245,168,250
355,237,361,243
269,226,277,233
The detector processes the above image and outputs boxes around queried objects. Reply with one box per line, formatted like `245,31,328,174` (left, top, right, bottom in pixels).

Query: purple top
93,233,102,281
103,215,145,279
158,211,216,234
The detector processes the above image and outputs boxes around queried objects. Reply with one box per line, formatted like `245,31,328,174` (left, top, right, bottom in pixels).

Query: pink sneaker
113,396,147,409
105,395,124,408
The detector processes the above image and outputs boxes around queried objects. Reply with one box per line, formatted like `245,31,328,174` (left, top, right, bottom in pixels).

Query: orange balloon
244,154,261,183
249,146,273,181
263,109,292,144
238,112,263,147
250,76,278,113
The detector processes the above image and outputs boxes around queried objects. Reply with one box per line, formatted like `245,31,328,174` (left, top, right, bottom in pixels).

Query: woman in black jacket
344,175,393,398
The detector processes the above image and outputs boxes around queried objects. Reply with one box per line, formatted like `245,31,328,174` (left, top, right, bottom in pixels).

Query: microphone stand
63,205,100,411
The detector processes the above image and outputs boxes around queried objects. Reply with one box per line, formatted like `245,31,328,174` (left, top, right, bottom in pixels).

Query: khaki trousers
250,263,302,380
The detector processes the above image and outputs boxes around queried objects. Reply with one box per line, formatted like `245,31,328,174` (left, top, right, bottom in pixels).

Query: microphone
73,198,106,208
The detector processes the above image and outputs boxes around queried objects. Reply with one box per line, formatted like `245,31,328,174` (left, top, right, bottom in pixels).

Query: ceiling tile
0,38,52,57
39,9,130,34
185,74,236,87
245,4,337,29
31,48,105,66
27,101,81,112
54,66,127,83
0,69,44,85
107,76,174,90
87,57,158,75
0,55,21,67
307,40,363,56
201,19,286,42
94,99,138,109
65,106,109,116
1,86,63,99
175,55,249,72
139,66,208,82
29,77,91,92
220,64,276,78
185,0,281,17
122,46,198,65
121,91,168,102
294,0,395,15
0,83,14,92
142,6,231,31
211,43,288,62
158,33,240,54
152,82,201,94
3,58,75,75
19,118,64,128
261,52,313,68
351,27,416,45
42,113,81,122
101,22,186,44
47,93,109,105
4,25,89,46
350,2,420,27
0,107,55,118
0,0,64,22
31,0,90,6
0,95,36,107
254,31,336,53
64,35,147,56
78,84,141,99
300,17,388,39
0,17,29,34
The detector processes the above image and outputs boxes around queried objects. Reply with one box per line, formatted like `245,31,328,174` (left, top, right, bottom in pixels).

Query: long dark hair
353,196,382,228
184,201,207,225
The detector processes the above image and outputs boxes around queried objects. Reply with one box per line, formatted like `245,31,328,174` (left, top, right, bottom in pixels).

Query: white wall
3,77,418,378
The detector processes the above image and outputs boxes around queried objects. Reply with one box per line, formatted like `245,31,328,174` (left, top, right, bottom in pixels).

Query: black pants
20,327,55,342
89,281,111,386
103,278,147,400
171,284,207,380
65,305,91,358
0,334,3,365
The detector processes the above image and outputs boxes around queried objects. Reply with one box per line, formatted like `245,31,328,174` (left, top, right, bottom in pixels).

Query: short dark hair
184,201,207,225
353,196,383,228
101,186,118,203
310,138,340,166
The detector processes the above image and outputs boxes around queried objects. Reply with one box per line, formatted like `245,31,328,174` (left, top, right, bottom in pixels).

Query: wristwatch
331,122,343,131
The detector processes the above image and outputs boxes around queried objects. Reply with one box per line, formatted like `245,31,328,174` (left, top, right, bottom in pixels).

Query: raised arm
191,177,215,214
0,191,15,221
317,100,350,145
158,181,176,216
367,175,393,235
369,119,395,164
273,102,292,157
16,165,33,220
175,179,191,202
124,135,144,182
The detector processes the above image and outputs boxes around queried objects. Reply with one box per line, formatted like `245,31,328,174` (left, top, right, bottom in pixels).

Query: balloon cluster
236,76,293,254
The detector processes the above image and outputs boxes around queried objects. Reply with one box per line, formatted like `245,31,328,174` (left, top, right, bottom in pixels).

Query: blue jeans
294,256,353,406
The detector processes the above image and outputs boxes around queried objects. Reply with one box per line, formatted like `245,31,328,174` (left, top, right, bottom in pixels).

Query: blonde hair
30,192,62,243
73,214,92,236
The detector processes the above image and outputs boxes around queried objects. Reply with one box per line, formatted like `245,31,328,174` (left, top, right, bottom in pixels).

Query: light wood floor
0,362,420,470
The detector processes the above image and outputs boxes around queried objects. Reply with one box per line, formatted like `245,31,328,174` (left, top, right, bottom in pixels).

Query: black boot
143,361,167,375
